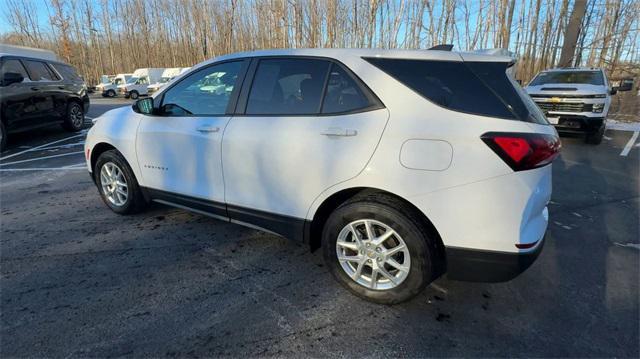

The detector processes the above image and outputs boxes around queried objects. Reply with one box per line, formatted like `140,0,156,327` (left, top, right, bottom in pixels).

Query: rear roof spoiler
428,44,454,51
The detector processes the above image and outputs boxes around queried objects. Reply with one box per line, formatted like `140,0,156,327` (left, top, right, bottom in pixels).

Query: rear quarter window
364,57,544,123
52,63,83,82
23,60,60,81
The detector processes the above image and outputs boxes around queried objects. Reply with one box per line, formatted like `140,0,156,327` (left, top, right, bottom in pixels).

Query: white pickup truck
99,73,132,97
119,68,165,99
526,67,630,144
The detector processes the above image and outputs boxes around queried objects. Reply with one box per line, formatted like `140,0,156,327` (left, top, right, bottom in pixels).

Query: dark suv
0,54,90,150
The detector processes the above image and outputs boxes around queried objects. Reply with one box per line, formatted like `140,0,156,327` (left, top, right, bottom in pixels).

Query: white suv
85,49,560,303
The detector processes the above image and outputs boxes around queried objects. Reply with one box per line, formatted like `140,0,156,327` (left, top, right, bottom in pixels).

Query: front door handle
30,87,40,91
321,128,358,137
196,126,220,133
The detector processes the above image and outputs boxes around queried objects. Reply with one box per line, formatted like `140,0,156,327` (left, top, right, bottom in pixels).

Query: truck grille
534,101,593,113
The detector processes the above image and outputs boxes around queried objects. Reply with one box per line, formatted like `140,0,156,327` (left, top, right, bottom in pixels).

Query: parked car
525,67,629,144
1,48,89,150
147,67,190,95
85,49,560,303
92,74,114,93
119,68,165,99
100,73,132,97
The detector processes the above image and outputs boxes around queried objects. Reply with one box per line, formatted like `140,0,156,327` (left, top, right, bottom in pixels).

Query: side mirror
133,97,154,115
2,72,24,86
610,87,618,96
617,80,633,92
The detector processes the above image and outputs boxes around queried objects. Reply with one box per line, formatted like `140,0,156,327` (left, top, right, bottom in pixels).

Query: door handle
30,87,40,91
321,128,358,137
196,126,220,133
58,86,65,90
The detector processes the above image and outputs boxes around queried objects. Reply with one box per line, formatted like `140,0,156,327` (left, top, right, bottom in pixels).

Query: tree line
2,0,638,85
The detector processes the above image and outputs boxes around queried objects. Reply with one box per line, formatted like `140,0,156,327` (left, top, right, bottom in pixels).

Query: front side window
529,71,604,86
246,58,330,115
1,59,29,79
23,60,59,81
161,61,243,116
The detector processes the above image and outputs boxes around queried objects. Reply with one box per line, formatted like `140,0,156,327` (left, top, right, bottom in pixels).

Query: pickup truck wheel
322,193,436,304
130,91,139,100
61,102,84,132
586,125,604,145
106,89,116,97
95,150,146,214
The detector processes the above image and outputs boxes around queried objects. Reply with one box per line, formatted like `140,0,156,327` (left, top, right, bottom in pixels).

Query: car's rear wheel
61,102,84,132
95,150,146,214
322,193,437,304
107,89,116,97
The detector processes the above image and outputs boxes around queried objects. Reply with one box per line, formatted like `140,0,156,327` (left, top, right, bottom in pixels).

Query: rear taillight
481,132,561,171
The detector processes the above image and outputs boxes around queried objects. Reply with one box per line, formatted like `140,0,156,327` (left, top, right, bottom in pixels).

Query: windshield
160,76,171,83
529,71,604,86
113,78,124,85
127,77,139,84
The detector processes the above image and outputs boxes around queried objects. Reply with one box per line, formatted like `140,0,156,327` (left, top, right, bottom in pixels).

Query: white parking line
0,166,87,172
0,131,87,161
620,131,639,157
0,151,85,166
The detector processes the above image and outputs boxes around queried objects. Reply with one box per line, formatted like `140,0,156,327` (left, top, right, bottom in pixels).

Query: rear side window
321,64,372,114
364,58,544,123
52,63,82,82
1,59,29,79
23,60,59,81
246,58,330,115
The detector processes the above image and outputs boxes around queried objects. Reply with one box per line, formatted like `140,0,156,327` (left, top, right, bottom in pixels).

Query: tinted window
161,61,242,116
23,60,59,81
466,62,547,124
52,63,82,82
321,64,372,114
246,58,330,115
529,71,604,86
366,58,517,119
1,59,29,79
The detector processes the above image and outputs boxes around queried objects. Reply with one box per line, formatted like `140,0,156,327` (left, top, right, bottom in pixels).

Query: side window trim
235,55,384,117
156,58,250,117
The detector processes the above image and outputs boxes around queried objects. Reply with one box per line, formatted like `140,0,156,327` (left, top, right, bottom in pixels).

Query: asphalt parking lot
1,97,638,357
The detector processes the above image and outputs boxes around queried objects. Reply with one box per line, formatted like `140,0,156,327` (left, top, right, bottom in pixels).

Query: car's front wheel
106,89,116,97
95,150,146,214
585,125,604,145
322,193,438,304
129,91,139,100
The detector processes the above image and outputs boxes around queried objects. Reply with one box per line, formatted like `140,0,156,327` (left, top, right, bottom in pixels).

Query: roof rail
428,44,454,51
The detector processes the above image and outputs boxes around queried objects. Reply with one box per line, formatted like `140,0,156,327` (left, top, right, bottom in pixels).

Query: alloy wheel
336,219,411,290
100,162,128,206
70,104,83,128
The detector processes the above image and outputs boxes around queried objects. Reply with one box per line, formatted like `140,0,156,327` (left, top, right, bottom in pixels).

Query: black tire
0,121,7,152
129,91,139,100
94,150,147,215
61,101,84,132
322,192,438,304
107,89,116,97
585,125,604,145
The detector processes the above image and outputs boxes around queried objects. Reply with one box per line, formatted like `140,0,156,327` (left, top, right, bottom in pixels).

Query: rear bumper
551,115,604,133
445,235,545,282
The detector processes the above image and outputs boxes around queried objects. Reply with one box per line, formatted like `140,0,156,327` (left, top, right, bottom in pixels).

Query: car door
222,57,388,232
136,60,248,217
0,57,35,130
21,59,61,125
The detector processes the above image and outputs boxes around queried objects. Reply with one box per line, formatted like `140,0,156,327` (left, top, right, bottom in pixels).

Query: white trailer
100,73,132,97
147,67,187,95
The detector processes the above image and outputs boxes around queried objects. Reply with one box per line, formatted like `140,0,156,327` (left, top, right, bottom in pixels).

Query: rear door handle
30,87,40,91
321,128,358,137
196,126,220,133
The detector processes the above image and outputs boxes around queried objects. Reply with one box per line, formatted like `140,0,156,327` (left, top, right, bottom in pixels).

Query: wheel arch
307,187,447,276
90,142,117,174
